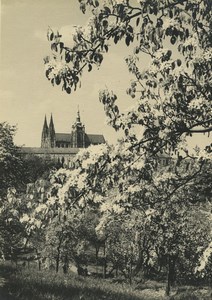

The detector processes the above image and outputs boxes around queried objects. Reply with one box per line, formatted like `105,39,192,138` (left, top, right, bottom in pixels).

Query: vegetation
0,0,211,299
0,144,211,297
0,262,211,300
0,122,24,198
43,1,212,294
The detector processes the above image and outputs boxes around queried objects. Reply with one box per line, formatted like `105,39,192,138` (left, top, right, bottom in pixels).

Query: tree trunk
63,254,69,274
95,244,100,275
102,243,107,279
166,255,171,296
38,259,41,271
56,236,63,273
166,255,177,296
115,266,118,278
56,249,60,273
129,260,133,285
56,256,59,273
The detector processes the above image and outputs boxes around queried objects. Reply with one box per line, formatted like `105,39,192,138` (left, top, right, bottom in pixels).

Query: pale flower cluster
163,18,180,30
127,185,141,194
100,195,124,215
45,58,69,79
100,201,113,212
20,214,30,223
183,33,199,49
35,203,47,213
77,144,108,168
195,241,212,272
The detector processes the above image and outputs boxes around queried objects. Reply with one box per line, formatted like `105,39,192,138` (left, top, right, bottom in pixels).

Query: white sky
0,0,210,149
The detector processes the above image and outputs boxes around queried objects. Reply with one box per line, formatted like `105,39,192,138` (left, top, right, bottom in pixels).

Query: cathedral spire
49,113,56,147
49,113,55,135
76,107,81,123
71,108,85,148
41,115,49,147
42,115,48,136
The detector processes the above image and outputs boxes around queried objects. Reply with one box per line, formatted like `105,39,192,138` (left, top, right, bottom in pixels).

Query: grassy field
0,262,211,300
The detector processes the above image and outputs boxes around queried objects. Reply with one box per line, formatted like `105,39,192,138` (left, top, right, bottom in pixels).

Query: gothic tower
41,114,56,148
71,110,86,148
49,114,56,148
41,115,49,148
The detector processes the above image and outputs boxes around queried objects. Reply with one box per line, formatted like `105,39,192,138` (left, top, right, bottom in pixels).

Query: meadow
0,262,211,300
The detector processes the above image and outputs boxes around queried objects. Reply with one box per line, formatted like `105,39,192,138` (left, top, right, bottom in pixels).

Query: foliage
5,142,210,286
0,188,28,261
1,2,211,295
0,122,24,198
43,1,212,286
0,122,56,198
21,155,58,184
44,0,212,156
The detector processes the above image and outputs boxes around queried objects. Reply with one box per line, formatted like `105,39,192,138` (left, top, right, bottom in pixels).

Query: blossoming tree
44,0,211,156
4,0,210,295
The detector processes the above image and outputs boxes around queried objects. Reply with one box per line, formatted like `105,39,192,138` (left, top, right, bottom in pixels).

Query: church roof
55,133,71,142
86,134,105,145
55,132,105,145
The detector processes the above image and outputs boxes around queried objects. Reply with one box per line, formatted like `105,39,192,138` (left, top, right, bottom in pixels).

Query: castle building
41,111,105,149
21,111,105,166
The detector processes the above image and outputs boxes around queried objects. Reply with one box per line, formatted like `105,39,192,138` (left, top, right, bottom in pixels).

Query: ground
0,262,211,300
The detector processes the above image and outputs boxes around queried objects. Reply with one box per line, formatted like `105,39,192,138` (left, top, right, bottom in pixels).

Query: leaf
88,64,92,72
49,32,54,41
114,35,119,44
66,87,71,94
170,36,176,45
104,44,108,52
128,25,133,34
176,59,182,67
65,52,71,63
171,62,175,70
185,28,189,38
114,105,119,114
51,43,57,52
136,17,140,27
55,76,61,85
45,70,50,79
104,6,111,15
125,128,129,136
102,19,108,28
59,43,64,54
125,35,131,46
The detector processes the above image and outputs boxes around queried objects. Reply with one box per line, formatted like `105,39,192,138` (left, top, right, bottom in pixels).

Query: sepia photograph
0,0,211,299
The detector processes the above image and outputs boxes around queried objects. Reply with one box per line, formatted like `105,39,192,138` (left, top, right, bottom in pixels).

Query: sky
0,0,134,147
0,0,210,149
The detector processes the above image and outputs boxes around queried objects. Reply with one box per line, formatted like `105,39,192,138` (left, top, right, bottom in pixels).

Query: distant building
20,111,105,166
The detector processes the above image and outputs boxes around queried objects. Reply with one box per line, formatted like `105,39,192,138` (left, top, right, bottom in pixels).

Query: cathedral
41,111,105,149
21,111,105,166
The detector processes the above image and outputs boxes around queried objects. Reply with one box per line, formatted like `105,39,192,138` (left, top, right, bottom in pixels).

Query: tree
43,4,211,290
4,139,211,295
0,188,28,262
0,122,24,198
21,155,58,184
44,0,211,157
